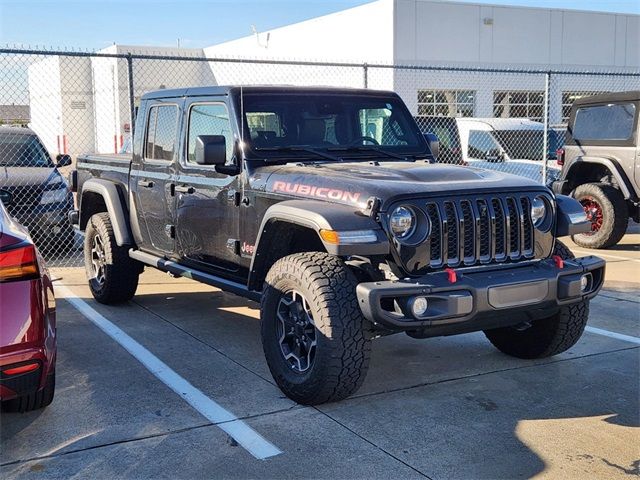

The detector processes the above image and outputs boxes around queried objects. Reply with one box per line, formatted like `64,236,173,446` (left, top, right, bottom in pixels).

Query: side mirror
423,132,439,161
56,154,72,167
195,135,227,166
0,189,12,206
485,149,504,163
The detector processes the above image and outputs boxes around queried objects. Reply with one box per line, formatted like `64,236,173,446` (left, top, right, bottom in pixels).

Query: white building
205,0,640,124
26,0,640,155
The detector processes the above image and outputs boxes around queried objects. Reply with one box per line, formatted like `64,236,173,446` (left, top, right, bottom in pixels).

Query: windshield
241,93,425,159
493,129,559,161
0,134,53,167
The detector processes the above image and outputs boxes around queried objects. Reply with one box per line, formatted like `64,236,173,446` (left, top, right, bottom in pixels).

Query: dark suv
0,127,75,253
553,91,639,248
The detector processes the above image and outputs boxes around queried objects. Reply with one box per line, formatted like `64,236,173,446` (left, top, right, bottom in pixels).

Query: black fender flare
564,156,636,200
79,179,133,246
555,194,591,236
248,199,388,289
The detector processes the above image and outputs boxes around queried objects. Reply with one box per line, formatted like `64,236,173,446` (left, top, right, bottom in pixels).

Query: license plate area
487,280,549,308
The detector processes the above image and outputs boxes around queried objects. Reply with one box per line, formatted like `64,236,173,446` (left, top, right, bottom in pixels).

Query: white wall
28,57,63,155
205,0,394,64
203,0,394,90
394,0,639,68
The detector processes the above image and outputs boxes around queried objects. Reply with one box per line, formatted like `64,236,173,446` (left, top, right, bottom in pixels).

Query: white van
455,118,561,184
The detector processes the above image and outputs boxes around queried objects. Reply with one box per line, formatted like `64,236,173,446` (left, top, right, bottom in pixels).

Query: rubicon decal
272,181,361,203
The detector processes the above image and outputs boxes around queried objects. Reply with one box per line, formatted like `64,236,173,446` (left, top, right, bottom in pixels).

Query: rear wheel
84,212,141,304
1,371,55,413
571,183,627,249
483,241,589,359
261,252,371,405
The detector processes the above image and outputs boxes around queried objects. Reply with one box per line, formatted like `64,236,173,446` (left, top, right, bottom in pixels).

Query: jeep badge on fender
70,86,605,405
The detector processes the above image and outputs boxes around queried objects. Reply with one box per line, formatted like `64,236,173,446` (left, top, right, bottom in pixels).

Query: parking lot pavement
1,239,638,479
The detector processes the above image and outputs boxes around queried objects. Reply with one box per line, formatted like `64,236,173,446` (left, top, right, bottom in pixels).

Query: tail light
0,243,39,282
2,362,40,376
556,148,565,166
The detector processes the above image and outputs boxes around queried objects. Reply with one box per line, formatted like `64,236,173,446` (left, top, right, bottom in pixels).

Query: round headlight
531,196,547,228
390,206,415,239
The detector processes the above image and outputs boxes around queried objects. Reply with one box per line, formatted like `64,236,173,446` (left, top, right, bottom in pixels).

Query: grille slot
506,197,520,257
420,194,538,269
492,199,506,260
520,197,534,254
461,201,474,262
426,203,442,267
444,201,459,265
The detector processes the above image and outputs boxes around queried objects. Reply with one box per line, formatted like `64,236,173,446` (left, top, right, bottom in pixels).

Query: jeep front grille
424,194,536,268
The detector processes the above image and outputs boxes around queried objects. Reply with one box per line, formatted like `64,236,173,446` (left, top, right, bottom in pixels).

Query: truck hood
254,161,545,209
0,167,64,189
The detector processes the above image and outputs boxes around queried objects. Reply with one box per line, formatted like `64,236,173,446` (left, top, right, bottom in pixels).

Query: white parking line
585,326,640,345
570,248,640,263
56,286,282,460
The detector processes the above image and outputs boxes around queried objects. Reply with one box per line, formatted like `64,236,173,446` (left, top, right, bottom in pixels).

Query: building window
561,91,607,123
417,90,475,117
493,91,544,121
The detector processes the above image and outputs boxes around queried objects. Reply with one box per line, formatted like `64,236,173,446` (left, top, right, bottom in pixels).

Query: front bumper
356,255,605,334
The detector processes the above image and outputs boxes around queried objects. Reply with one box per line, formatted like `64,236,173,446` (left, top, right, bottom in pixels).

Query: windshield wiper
256,146,343,163
327,146,412,162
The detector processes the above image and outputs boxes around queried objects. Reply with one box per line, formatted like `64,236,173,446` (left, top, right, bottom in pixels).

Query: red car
0,189,56,412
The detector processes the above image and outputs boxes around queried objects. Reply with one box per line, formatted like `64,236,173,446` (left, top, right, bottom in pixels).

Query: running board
129,249,260,302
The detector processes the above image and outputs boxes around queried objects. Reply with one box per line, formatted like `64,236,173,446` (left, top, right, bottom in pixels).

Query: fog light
409,296,429,318
580,274,590,292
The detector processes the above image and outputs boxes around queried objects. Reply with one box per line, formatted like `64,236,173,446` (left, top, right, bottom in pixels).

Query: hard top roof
0,125,36,136
456,117,545,130
573,91,640,106
141,85,398,100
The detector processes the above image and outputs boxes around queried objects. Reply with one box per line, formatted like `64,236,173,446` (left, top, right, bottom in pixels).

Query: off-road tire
2,372,55,413
84,212,140,304
261,252,371,405
484,241,589,359
571,183,627,249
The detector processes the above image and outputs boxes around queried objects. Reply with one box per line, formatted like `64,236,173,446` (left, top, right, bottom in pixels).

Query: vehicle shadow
123,289,640,478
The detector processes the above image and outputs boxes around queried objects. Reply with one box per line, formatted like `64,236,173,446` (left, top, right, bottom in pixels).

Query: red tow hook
552,255,564,269
445,267,457,283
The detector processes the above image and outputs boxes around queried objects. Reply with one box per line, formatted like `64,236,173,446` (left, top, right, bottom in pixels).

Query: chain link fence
1,47,639,266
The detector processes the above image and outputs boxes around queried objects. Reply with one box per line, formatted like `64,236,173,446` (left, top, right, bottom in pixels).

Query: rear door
130,100,180,255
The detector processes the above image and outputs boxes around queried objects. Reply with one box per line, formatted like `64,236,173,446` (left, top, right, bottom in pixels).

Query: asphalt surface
1,229,638,479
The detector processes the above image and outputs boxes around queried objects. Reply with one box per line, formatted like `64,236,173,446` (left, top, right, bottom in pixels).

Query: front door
130,100,180,255
175,98,241,275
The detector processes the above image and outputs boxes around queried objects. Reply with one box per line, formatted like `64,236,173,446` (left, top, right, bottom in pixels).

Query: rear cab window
571,102,637,145
145,104,179,161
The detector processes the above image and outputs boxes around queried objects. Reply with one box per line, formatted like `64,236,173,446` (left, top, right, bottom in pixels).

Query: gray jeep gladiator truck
70,86,605,405
553,91,639,249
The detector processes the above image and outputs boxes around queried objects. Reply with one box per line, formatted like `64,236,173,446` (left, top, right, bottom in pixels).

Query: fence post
363,63,368,89
542,71,550,185
126,53,136,137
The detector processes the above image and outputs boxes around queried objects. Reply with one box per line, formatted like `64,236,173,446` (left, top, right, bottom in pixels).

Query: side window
573,103,636,141
145,105,178,161
187,103,234,164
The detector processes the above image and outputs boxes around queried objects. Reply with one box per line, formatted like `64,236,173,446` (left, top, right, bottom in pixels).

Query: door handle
138,179,154,188
174,184,195,195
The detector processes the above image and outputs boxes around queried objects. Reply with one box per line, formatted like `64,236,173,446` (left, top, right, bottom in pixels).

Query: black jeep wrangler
71,86,605,404
554,91,639,249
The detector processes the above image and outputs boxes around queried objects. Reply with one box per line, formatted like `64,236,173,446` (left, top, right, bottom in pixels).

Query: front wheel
261,252,371,405
483,241,589,359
